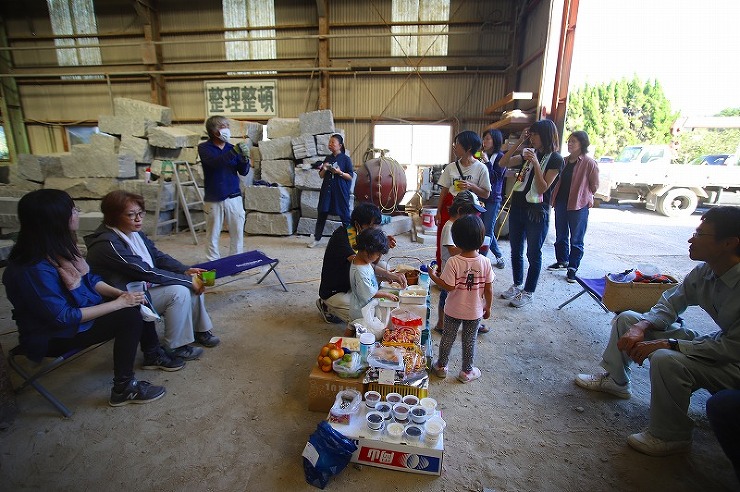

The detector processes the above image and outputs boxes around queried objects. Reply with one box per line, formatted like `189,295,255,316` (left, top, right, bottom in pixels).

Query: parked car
689,154,730,166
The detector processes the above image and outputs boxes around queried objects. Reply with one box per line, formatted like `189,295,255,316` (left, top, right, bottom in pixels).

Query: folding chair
192,250,288,292
8,341,108,417
557,276,609,313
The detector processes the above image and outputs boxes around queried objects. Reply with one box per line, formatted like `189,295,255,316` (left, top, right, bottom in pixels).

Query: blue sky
569,0,740,117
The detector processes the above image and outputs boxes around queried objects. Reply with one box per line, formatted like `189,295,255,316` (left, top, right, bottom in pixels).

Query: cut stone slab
258,136,294,161
260,159,295,187
226,119,264,144
244,185,297,213
266,117,300,139
17,154,63,182
98,114,157,138
147,127,201,149
76,211,103,237
299,110,335,136
60,146,136,178
414,232,436,244
120,180,176,212
380,215,413,236
296,216,342,237
246,210,299,236
141,210,174,236
44,177,120,199
294,166,324,190
113,97,172,125
90,133,121,154
119,135,153,164
291,133,318,160
0,197,19,214
0,213,20,229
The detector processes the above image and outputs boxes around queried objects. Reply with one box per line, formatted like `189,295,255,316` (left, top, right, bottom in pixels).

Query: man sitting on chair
574,206,740,456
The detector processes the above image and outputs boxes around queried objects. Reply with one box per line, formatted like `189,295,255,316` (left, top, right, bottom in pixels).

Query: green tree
675,107,740,163
565,76,678,158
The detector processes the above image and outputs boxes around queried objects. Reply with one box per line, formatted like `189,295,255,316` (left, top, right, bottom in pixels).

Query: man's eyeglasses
72,207,82,214
125,211,146,220
691,232,714,238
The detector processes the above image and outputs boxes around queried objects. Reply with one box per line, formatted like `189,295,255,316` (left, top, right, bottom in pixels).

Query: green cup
200,270,216,287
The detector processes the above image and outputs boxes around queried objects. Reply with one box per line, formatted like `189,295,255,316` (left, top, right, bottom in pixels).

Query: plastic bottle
359,332,375,365
145,167,151,183
418,263,430,290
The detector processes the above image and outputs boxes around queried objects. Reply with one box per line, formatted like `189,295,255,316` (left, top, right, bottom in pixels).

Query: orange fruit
320,345,331,357
321,356,332,367
328,348,343,361
320,363,333,373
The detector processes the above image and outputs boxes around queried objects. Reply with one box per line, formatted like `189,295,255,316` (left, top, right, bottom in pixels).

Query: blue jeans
481,199,503,258
508,204,549,293
553,201,589,271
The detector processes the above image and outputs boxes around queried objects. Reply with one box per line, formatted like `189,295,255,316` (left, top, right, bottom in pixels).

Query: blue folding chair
557,276,609,313
8,341,108,417
193,250,288,291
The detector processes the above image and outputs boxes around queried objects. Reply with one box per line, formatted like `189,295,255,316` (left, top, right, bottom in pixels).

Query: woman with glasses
85,190,219,362
2,189,178,407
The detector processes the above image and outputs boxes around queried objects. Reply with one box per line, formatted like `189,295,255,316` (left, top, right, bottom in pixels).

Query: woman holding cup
2,189,180,407
434,130,491,268
499,120,564,308
85,191,219,361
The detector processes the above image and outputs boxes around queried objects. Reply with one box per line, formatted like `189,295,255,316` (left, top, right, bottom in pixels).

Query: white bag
350,300,388,339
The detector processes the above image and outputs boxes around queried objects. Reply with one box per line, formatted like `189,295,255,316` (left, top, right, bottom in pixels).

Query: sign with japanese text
204,80,277,118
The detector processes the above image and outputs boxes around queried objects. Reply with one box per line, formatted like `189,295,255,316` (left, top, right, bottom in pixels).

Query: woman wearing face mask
197,115,251,261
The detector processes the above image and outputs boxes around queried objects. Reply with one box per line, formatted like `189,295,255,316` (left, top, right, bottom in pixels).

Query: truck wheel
657,188,698,217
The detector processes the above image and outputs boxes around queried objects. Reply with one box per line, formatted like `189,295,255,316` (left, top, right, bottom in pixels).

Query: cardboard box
307,365,366,412
328,405,444,475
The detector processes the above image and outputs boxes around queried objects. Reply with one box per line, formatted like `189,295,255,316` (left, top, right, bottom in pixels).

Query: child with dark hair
348,227,399,321
429,214,494,383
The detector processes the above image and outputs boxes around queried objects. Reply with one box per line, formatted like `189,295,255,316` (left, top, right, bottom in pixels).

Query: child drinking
429,214,494,383
349,227,399,322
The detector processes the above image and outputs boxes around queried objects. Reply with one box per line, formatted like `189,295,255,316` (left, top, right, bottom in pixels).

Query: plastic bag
350,299,387,339
328,389,362,425
367,345,405,371
302,421,357,489
332,352,364,378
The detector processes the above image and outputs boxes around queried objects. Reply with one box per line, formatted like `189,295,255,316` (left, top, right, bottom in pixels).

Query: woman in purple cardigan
548,131,600,282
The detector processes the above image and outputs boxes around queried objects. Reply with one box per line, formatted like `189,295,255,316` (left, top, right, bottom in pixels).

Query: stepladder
153,160,206,244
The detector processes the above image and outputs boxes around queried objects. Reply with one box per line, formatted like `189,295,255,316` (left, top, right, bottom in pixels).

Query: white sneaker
500,284,522,300
307,239,321,248
574,373,631,399
509,290,533,307
627,431,691,456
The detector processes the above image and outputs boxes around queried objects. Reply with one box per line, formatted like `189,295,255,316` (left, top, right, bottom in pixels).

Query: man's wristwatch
668,338,679,351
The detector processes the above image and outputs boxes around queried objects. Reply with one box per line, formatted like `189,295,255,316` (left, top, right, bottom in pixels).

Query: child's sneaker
457,367,482,383
432,363,448,378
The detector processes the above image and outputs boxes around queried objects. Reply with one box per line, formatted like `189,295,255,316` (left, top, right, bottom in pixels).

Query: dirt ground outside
0,204,737,492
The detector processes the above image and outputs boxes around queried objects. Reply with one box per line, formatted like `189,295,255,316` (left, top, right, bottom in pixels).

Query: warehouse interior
0,1,737,491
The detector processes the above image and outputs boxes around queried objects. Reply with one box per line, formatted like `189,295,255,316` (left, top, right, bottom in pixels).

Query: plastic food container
364,391,381,408
410,405,430,424
386,392,403,405
366,411,384,430
399,288,427,305
424,416,446,445
403,395,419,407
404,424,424,443
386,422,404,443
392,403,410,423
390,309,423,330
420,397,437,412
374,402,392,420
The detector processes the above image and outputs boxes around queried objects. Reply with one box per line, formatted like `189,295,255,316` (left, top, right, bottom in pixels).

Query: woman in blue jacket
308,134,355,248
2,189,182,407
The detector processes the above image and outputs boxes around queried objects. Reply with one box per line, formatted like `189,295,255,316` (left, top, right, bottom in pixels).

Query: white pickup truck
595,145,740,216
